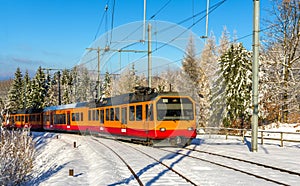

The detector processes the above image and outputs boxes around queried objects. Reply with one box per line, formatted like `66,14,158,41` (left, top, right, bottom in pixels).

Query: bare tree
0,129,35,185
262,0,300,122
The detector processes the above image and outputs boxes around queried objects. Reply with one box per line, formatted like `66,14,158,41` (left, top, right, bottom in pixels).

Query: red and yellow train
2,88,197,146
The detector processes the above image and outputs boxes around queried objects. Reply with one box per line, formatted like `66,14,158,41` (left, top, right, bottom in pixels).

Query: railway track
157,145,300,186
92,137,199,185
91,137,300,185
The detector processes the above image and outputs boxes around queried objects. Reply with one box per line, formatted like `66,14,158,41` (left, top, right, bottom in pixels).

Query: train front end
149,94,197,146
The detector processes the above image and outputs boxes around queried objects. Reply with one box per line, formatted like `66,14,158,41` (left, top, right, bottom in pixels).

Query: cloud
0,55,46,80
11,57,46,65
42,50,63,57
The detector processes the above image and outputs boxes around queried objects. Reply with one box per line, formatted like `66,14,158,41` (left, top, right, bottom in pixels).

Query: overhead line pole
41,68,64,105
148,24,152,88
86,47,104,100
205,0,210,38
143,0,147,42
251,0,260,152
86,47,148,100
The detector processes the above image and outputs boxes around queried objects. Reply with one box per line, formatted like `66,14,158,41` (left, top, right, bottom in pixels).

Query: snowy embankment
26,124,300,185
27,133,136,186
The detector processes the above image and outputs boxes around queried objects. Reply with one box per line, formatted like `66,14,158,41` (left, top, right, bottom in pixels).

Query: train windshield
156,97,194,121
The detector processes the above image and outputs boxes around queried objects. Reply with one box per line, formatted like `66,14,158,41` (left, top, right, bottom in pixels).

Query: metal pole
97,47,101,100
251,0,260,152
143,0,147,42
58,71,61,105
148,24,152,88
205,0,210,38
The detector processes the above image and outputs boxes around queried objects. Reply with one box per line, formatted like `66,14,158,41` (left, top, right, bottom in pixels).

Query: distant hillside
0,79,13,100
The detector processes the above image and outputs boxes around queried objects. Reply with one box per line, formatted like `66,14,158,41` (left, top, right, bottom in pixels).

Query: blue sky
0,0,272,80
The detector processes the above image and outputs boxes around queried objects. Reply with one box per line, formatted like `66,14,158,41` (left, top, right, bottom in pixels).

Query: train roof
42,87,193,111
96,91,191,107
11,108,43,114
43,102,89,111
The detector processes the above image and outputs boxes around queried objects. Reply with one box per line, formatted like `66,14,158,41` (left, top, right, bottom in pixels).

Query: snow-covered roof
43,102,88,111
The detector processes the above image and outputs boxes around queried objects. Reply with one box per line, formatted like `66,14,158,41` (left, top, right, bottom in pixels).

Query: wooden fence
197,127,300,147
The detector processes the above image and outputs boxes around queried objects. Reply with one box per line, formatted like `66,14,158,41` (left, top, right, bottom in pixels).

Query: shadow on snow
107,139,199,186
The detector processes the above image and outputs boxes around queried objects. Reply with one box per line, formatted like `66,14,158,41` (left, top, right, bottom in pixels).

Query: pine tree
29,67,48,109
181,36,210,127
76,67,92,102
201,33,218,86
7,68,23,111
182,36,200,94
113,64,138,95
43,73,58,107
102,71,112,98
70,66,79,103
61,69,71,104
216,43,252,127
23,70,31,109
218,26,231,57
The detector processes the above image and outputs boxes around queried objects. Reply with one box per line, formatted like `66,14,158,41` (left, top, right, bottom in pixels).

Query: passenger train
2,87,197,146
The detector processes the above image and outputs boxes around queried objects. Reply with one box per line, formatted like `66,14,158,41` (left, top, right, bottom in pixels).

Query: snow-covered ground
25,124,300,186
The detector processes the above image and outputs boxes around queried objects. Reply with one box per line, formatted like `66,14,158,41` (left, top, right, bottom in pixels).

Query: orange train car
94,89,197,146
2,87,197,146
2,109,43,130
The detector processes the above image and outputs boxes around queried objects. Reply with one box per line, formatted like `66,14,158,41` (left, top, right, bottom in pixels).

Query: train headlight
187,127,194,131
160,127,166,132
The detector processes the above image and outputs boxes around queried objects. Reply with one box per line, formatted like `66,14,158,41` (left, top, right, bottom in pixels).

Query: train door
67,111,71,129
99,109,104,132
50,111,54,129
121,107,127,134
145,104,153,138
25,115,29,128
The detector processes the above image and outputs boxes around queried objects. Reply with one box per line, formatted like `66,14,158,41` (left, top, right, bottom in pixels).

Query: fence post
242,129,245,143
225,129,228,140
261,131,264,145
69,169,74,176
280,132,283,147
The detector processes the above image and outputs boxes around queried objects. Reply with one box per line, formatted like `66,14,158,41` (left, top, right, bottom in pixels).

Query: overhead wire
108,0,173,50
99,0,174,70
109,0,116,45
94,0,110,41
86,0,226,74
124,0,227,68
134,24,280,76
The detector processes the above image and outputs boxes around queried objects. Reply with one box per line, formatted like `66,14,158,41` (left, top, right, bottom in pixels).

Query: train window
43,114,48,122
136,105,142,121
72,113,80,121
110,108,115,121
100,110,104,124
121,107,127,124
129,106,135,121
92,110,96,121
72,113,76,121
96,110,100,121
25,116,28,123
81,112,83,121
54,114,66,124
115,107,120,121
88,110,91,121
146,104,153,121
156,97,194,121
106,109,110,121
21,116,24,122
